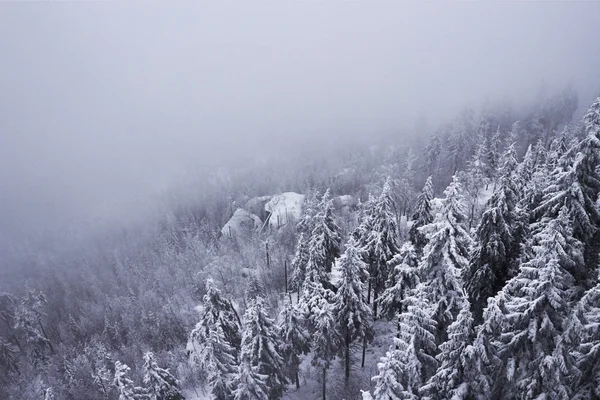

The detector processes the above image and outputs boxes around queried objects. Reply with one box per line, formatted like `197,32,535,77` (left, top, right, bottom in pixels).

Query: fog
1,1,599,252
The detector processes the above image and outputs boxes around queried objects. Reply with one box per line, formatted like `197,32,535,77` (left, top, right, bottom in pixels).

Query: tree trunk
322,367,327,400
367,279,371,304
373,287,379,319
361,335,367,368
345,333,350,379
295,371,300,389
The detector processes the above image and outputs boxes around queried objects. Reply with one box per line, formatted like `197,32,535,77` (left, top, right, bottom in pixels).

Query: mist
1,0,599,251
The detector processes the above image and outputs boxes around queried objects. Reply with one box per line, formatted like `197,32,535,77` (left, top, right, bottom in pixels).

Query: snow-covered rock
245,195,273,220
265,192,305,228
221,208,262,237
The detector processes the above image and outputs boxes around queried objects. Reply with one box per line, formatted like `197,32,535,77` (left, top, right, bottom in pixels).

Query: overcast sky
1,1,599,250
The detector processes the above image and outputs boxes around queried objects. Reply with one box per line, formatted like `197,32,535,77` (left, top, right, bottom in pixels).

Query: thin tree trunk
373,287,379,319
345,333,350,379
469,203,475,230
361,335,367,368
284,260,288,293
322,367,327,400
295,370,300,389
367,279,371,304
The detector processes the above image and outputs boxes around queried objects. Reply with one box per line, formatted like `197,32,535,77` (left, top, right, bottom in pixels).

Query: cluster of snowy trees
0,87,596,399
367,97,600,399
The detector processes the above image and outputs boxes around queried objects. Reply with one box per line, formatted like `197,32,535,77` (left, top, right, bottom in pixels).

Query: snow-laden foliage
113,361,146,400
409,177,434,255
379,242,420,319
309,189,341,273
143,352,184,400
239,296,286,399
465,144,523,322
332,243,373,378
418,176,471,344
232,359,269,400
276,296,309,388
422,297,474,399
289,233,310,295
197,321,237,400
572,282,600,398
372,349,413,400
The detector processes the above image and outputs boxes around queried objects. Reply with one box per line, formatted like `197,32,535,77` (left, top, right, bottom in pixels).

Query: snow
265,192,305,228
221,208,262,237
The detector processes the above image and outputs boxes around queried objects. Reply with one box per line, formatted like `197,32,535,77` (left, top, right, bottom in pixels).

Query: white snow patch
265,192,305,228
221,208,262,237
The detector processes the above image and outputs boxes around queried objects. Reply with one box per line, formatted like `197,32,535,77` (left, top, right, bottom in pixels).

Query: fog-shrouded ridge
1,1,599,253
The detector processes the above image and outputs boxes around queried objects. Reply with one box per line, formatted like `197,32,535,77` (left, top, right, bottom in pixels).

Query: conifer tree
311,301,340,400
465,144,523,322
394,285,438,397
113,361,146,400
332,244,373,378
365,179,401,317
190,279,242,358
409,177,434,256
486,207,580,399
239,297,286,400
289,233,310,296
372,349,411,400
196,321,237,400
143,352,184,400
571,281,600,398
422,298,474,399
379,243,420,320
276,297,309,389
232,359,269,400
534,98,600,287
309,189,341,273
419,176,471,344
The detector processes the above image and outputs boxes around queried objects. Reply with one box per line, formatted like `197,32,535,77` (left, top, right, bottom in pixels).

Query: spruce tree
190,279,241,357
232,359,269,400
289,233,310,296
572,282,600,398
419,176,471,344
409,177,434,256
311,301,340,400
465,144,523,323
332,244,373,378
372,349,412,400
365,179,401,317
276,297,309,389
196,321,237,400
113,361,146,400
394,285,438,397
379,242,420,320
534,96,600,288
486,207,580,399
143,352,184,400
239,297,286,400
422,298,474,399
309,189,341,273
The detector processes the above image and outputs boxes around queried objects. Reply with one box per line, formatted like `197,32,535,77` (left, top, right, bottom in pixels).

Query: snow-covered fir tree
484,207,581,399
311,301,340,400
238,296,286,400
309,189,341,273
363,178,401,317
190,279,242,358
409,176,434,256
196,321,237,400
418,176,471,344
289,233,310,296
465,144,523,322
371,349,412,400
379,242,420,320
422,297,474,400
332,243,373,378
534,96,600,288
232,358,269,400
394,284,438,397
113,361,146,400
276,296,309,389
143,352,184,400
572,282,600,398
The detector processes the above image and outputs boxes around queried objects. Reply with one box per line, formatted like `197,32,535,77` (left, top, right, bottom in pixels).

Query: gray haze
1,1,600,251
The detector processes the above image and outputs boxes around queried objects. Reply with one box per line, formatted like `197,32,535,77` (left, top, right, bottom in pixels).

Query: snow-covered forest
3,86,600,399
2,2,600,400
